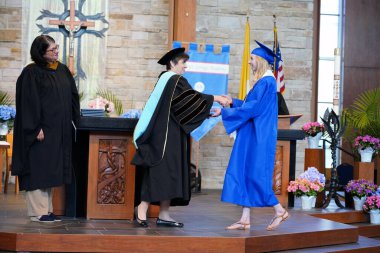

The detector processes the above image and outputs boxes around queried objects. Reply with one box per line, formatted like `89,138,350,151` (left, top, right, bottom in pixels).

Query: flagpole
238,16,250,100
273,15,278,72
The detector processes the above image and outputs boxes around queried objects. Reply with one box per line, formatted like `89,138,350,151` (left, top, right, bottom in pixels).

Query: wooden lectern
274,114,303,207
53,117,138,219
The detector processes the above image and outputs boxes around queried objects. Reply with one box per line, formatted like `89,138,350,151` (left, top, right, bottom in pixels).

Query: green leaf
0,91,12,105
343,87,380,139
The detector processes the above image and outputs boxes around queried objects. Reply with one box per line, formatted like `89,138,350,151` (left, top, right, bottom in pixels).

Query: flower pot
301,195,316,210
0,122,8,136
369,210,380,224
307,132,322,149
353,196,366,211
359,147,374,162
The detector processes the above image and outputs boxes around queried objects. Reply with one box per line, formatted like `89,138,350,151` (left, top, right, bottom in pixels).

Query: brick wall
0,0,314,189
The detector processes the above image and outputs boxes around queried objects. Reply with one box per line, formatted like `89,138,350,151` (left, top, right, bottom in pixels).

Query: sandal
225,221,251,230
266,210,289,231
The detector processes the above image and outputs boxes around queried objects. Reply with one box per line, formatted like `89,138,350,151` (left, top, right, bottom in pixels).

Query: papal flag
238,17,251,100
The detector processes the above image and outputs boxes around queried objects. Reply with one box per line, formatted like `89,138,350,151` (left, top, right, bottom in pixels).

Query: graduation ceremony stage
1,190,380,253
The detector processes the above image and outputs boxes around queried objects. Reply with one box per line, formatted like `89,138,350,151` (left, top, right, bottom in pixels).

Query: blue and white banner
173,41,230,141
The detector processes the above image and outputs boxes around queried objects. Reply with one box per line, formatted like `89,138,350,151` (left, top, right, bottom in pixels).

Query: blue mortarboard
251,40,279,65
158,47,186,65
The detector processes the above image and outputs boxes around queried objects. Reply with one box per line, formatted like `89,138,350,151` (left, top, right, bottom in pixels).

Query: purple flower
345,179,378,198
298,167,326,184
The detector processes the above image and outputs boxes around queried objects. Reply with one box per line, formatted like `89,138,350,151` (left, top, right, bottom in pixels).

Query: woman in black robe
132,48,227,227
12,35,80,222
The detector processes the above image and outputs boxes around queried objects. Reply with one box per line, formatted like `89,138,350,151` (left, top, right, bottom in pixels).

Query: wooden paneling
86,133,136,220
274,141,290,207
354,162,375,181
342,0,380,165
344,0,380,68
52,186,65,216
168,0,196,49
304,148,325,207
343,0,380,107
304,148,325,172
342,67,380,108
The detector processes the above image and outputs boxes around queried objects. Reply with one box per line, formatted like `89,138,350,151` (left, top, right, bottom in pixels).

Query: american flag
273,18,285,94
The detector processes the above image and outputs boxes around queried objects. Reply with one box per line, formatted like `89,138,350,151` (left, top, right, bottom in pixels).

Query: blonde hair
252,55,271,86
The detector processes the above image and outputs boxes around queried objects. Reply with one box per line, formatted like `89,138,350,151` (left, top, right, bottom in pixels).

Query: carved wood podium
275,115,303,207
86,133,136,219
53,117,138,219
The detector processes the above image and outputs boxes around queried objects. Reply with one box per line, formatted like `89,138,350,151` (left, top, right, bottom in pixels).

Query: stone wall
0,0,22,101
195,0,314,188
0,0,315,189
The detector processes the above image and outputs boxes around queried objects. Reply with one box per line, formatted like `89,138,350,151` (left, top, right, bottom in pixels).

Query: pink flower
87,96,115,114
287,168,325,197
363,195,380,212
353,135,380,153
301,122,324,137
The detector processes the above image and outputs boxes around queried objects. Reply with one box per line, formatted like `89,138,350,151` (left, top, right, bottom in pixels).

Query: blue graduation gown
221,73,279,207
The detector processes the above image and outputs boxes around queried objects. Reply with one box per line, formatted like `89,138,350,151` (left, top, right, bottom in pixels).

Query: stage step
306,209,380,238
1,191,379,253
0,213,361,253
272,236,380,253
309,209,369,224
356,223,380,238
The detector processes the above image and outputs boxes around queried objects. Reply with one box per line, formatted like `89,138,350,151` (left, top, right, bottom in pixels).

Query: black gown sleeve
12,65,43,175
171,76,214,134
277,92,289,115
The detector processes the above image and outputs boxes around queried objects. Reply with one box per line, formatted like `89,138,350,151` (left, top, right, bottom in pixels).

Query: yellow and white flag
238,18,251,100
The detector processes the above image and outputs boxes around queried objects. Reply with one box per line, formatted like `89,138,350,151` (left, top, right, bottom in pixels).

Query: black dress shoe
156,218,184,228
134,207,148,227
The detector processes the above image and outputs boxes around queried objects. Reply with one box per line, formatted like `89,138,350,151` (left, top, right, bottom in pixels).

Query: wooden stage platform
0,190,380,253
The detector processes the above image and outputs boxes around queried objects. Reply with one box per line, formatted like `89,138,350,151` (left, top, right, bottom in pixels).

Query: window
318,0,343,168
317,0,342,119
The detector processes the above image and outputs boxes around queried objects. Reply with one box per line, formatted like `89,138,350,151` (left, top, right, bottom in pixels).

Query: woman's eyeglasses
46,45,59,52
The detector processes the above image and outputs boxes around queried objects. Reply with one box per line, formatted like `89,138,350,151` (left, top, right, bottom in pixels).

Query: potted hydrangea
0,105,16,137
301,122,324,149
353,135,380,162
287,167,325,210
362,195,380,224
345,179,377,210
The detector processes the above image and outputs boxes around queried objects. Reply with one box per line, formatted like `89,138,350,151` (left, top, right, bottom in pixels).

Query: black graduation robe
12,62,80,191
132,73,214,206
277,92,289,115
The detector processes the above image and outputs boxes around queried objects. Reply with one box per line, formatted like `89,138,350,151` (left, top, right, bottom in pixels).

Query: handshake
211,95,232,117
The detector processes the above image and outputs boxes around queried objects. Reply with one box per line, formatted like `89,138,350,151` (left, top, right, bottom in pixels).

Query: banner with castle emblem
172,41,230,141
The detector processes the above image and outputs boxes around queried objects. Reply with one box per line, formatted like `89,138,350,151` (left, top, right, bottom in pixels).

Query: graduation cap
251,40,279,65
157,47,186,65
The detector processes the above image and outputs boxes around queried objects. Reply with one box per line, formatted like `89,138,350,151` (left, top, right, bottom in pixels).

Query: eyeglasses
46,45,59,52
